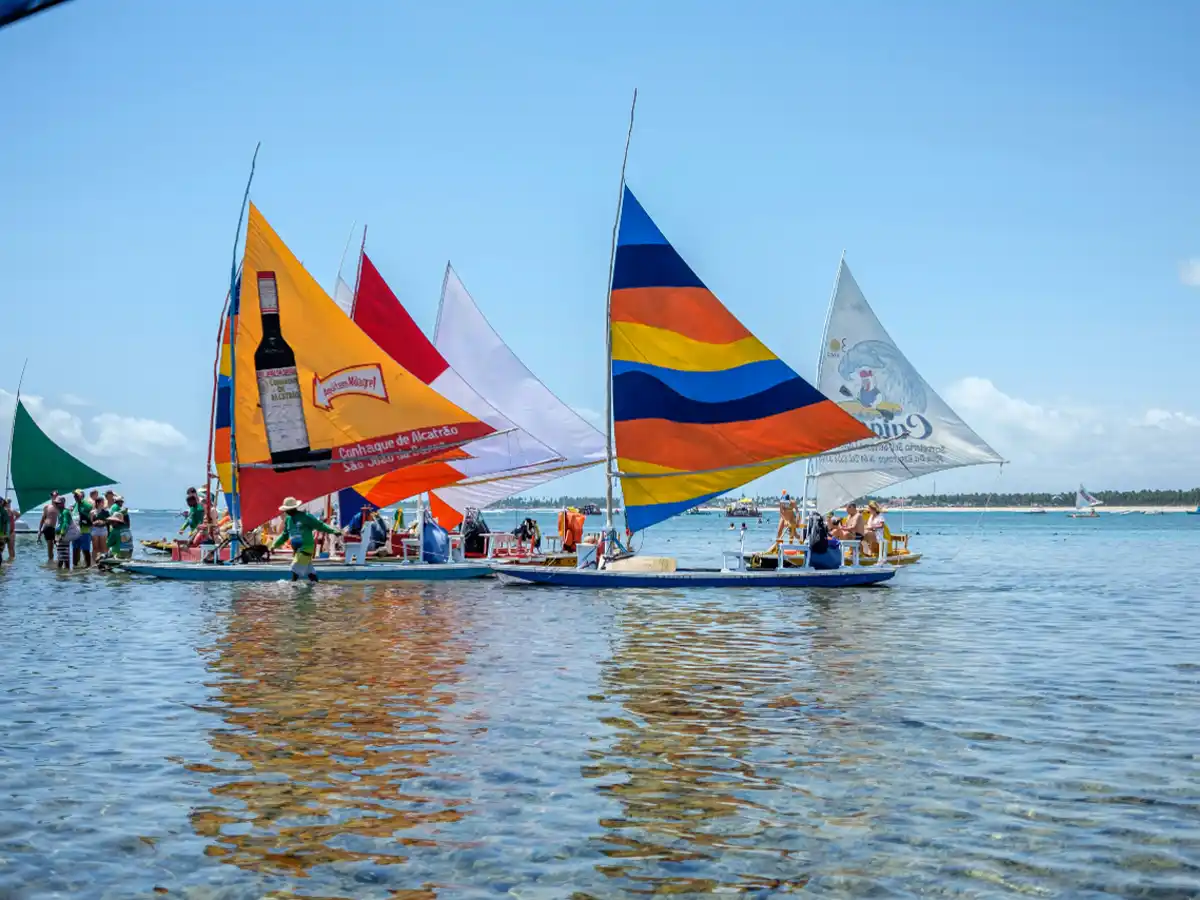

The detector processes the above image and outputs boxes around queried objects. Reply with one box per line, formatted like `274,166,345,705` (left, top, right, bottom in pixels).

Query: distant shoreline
887,506,1196,514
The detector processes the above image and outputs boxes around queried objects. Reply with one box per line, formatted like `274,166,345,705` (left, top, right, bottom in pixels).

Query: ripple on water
1,512,1199,897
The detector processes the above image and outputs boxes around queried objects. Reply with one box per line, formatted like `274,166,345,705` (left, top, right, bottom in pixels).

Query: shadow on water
185,584,475,881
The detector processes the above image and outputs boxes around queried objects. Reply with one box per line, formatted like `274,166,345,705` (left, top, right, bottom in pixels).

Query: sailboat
495,185,896,588
1068,485,1102,518
120,205,499,582
337,253,605,536
801,258,1005,562
6,395,116,529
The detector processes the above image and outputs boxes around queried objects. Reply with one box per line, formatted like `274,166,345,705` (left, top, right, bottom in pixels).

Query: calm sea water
1,510,1198,898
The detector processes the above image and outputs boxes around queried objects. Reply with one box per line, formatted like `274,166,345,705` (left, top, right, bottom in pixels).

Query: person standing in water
53,495,76,569
71,489,94,569
90,495,108,558
273,496,339,582
105,493,133,559
38,491,59,563
0,498,11,567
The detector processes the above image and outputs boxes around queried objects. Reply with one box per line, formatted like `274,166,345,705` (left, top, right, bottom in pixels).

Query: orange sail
231,205,494,529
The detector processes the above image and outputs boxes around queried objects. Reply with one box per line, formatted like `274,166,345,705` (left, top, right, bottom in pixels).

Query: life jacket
558,509,585,551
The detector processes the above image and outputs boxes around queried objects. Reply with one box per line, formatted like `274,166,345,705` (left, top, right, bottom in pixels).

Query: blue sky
2,0,1198,508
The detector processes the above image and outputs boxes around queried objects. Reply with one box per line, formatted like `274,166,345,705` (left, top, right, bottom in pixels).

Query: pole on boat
349,224,367,318
4,358,29,507
227,141,261,556
801,250,845,522
602,88,638,555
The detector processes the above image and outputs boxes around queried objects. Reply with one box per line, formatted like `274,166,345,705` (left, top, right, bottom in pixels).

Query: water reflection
586,595,823,893
186,586,474,877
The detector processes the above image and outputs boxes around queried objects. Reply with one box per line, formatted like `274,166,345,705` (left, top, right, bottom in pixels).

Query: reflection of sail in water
186,588,474,876
586,600,817,893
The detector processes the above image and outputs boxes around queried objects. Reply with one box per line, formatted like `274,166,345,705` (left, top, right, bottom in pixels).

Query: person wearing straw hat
273,497,339,582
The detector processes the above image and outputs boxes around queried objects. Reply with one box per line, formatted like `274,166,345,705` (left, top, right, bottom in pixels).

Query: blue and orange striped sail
611,187,873,532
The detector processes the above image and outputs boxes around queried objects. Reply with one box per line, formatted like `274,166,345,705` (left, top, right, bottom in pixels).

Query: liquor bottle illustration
254,271,332,472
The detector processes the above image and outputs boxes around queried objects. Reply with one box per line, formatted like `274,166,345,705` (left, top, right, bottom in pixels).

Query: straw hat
279,497,302,512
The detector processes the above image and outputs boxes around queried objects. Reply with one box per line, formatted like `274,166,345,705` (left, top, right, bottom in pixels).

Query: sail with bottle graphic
341,255,603,528
611,187,872,533
230,205,496,530
811,259,1004,515
1076,485,1103,510
8,398,114,514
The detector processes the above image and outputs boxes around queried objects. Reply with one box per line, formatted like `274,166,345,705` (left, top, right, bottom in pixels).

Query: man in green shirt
273,496,339,582
54,496,75,569
72,488,94,568
179,492,206,545
105,492,133,559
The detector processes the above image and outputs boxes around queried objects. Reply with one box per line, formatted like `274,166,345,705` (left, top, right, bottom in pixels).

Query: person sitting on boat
862,501,886,556
273,496,339,582
834,502,866,543
179,491,206,544
38,491,59,563
513,517,541,553
806,513,842,570
71,488,94,569
344,504,389,555
775,490,800,544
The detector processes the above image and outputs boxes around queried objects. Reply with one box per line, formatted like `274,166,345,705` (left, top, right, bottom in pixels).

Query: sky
1,0,1198,509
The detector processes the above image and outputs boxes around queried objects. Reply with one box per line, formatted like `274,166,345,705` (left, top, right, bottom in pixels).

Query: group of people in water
22,488,134,569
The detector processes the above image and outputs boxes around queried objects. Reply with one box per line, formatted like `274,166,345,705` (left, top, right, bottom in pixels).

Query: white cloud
0,390,197,508
1180,258,1200,288
941,377,1200,490
59,393,89,407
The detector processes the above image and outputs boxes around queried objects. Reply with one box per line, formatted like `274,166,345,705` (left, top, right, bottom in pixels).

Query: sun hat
279,497,302,512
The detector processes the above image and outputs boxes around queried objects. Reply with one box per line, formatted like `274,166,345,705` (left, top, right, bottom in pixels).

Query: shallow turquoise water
1,511,1198,898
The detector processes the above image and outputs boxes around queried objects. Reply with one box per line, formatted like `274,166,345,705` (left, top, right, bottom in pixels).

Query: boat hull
492,564,895,588
114,561,494,582
745,549,921,569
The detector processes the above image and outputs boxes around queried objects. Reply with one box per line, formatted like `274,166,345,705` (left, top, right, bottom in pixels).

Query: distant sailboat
1068,485,1102,518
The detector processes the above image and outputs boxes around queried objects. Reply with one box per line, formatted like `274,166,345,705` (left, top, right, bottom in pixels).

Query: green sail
8,399,115,514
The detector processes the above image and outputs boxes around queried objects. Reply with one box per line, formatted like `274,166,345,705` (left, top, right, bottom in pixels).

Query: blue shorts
72,533,92,553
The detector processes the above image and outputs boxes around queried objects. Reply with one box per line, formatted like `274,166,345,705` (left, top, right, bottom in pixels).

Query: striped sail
612,187,872,533
213,276,239,515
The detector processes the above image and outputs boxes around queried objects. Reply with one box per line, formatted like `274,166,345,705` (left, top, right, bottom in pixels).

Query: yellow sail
232,205,493,529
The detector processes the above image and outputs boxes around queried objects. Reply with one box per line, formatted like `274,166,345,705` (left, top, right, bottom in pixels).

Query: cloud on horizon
1180,258,1200,288
943,377,1200,491
0,390,196,508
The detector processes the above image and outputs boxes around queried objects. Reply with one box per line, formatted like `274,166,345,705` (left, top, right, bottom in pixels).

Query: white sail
430,265,606,517
812,260,1004,514
1076,486,1102,509
332,274,356,316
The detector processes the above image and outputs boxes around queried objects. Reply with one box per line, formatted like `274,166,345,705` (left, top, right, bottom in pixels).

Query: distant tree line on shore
895,489,1200,507
491,489,1200,510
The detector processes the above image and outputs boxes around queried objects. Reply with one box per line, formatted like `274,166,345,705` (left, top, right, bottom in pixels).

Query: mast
802,251,845,516
227,142,261,536
603,88,638,540
4,358,28,507
334,219,357,298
